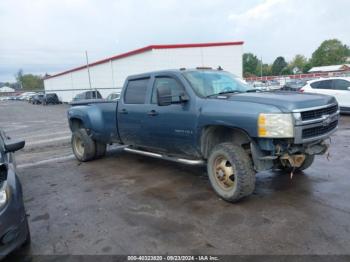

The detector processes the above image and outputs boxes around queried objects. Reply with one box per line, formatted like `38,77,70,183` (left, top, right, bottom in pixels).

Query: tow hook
280,154,306,179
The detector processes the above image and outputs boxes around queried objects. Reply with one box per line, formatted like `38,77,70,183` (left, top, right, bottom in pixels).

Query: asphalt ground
1,101,350,260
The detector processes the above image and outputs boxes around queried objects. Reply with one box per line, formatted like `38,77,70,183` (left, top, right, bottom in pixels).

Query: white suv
301,77,350,113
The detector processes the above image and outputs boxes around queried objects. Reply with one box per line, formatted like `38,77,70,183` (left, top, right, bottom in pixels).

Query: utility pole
260,56,263,78
85,51,95,98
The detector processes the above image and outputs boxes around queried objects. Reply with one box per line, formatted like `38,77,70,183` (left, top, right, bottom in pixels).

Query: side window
333,79,350,90
86,92,92,99
95,91,102,99
151,77,185,104
310,81,320,89
124,78,150,104
311,80,332,89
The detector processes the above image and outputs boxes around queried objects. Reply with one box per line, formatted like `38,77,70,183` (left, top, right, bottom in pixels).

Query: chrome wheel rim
213,155,236,191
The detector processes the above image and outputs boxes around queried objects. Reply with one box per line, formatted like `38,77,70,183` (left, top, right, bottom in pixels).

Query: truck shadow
105,148,314,203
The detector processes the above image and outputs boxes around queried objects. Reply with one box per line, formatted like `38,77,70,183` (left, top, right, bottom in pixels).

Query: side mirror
179,92,189,102
157,86,172,106
4,139,25,153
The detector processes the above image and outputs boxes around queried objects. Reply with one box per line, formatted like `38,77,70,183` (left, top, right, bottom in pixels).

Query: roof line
45,41,244,79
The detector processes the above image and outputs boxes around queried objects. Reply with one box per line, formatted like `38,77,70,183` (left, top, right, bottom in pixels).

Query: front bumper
0,170,28,258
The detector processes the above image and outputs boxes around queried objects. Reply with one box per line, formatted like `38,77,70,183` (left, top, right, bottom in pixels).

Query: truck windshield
183,71,250,97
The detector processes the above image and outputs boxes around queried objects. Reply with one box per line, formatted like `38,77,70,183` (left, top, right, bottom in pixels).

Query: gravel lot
1,101,350,259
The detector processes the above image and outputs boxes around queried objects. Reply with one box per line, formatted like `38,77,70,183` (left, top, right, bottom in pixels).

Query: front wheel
207,143,256,202
71,129,96,162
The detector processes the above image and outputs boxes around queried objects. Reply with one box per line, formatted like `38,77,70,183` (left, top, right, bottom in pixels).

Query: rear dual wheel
71,128,106,162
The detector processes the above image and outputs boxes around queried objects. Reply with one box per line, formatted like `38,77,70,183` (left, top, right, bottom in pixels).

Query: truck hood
225,91,337,112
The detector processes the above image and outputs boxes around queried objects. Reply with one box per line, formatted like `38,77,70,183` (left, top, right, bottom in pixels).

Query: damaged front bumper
250,138,330,172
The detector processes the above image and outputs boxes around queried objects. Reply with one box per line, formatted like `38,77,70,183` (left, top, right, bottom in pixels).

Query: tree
311,39,350,66
289,54,308,74
261,63,272,76
21,74,44,90
281,66,292,75
15,69,24,88
14,69,44,90
271,56,288,75
243,53,259,77
302,62,312,73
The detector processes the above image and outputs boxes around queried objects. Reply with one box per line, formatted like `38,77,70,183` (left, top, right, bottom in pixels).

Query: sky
0,0,349,82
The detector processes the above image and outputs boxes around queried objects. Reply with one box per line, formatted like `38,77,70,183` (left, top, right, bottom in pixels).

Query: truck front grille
301,104,338,121
302,120,338,139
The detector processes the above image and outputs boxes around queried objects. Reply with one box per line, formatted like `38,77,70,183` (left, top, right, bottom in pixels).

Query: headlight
258,113,294,138
0,182,9,209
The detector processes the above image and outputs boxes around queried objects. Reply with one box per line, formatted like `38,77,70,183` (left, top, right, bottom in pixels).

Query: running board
124,147,205,166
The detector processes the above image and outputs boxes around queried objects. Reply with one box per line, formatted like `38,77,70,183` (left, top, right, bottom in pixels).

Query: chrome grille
301,105,338,121
302,120,338,139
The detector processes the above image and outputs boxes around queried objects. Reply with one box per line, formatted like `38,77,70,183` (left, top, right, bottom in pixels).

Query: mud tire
207,143,256,202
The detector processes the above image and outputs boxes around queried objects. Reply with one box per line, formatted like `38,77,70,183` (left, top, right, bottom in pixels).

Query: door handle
120,109,128,114
147,110,158,116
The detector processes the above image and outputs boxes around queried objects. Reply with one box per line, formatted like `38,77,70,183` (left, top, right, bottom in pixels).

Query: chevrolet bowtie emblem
322,115,332,126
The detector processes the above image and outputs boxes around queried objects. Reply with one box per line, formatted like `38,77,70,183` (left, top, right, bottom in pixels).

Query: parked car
67,68,338,202
9,94,21,101
106,92,120,101
28,94,37,103
31,94,44,104
249,81,268,91
266,80,281,90
18,92,37,101
42,93,60,105
0,129,30,259
281,80,306,91
301,77,350,113
72,90,102,102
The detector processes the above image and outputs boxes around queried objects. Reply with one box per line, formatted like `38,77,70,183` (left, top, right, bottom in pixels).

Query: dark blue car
0,130,30,259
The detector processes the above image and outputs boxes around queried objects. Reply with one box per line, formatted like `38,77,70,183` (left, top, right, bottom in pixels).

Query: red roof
45,41,244,79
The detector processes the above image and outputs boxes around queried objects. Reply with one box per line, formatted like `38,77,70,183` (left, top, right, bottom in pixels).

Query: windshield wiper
206,91,242,98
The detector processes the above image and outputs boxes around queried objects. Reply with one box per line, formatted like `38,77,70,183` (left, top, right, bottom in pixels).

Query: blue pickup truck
67,68,339,202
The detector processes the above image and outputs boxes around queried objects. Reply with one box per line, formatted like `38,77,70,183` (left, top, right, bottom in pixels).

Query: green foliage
15,69,44,90
261,64,272,76
281,66,292,75
289,54,308,74
311,39,350,66
271,56,288,75
302,62,312,73
243,53,260,77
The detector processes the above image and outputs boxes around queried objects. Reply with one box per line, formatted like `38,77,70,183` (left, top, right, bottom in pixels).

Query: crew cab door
142,75,197,157
117,77,151,146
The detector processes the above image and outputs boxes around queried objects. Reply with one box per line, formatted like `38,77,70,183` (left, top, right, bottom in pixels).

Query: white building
44,41,244,102
309,64,350,73
0,86,15,93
